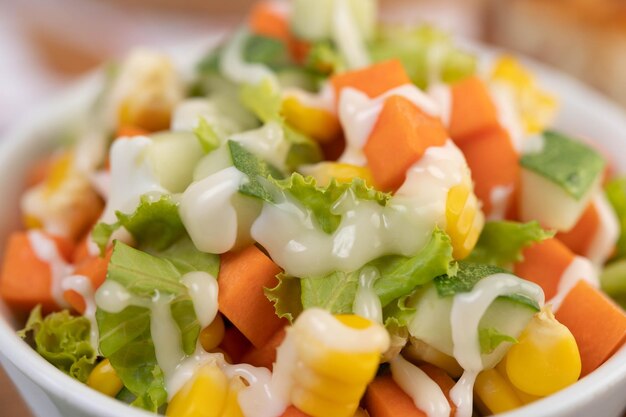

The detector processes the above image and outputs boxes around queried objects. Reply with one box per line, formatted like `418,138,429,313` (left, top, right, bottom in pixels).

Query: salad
2,1,626,417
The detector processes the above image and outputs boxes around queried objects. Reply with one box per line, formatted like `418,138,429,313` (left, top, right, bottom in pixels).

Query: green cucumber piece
148,132,204,193
520,130,605,200
291,0,376,41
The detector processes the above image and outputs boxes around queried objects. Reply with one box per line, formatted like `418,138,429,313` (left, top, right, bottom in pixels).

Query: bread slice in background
486,0,626,108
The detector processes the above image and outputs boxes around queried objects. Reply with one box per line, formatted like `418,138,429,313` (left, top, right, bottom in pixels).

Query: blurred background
1,0,625,415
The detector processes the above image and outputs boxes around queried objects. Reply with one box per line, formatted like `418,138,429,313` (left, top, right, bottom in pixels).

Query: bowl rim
0,37,625,417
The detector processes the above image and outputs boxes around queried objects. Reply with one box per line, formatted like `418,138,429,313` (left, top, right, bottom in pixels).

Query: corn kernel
301,162,374,188
166,363,228,417
199,314,225,352
474,368,523,415
281,96,341,143
445,181,484,259
292,361,366,403
44,153,73,197
87,359,123,397
505,307,581,396
292,385,358,417
495,359,541,405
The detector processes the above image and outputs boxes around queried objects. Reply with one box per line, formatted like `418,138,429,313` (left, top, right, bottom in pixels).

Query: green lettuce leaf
194,117,221,153
264,274,304,323
606,179,626,260
466,221,554,268
228,140,284,201
97,241,219,411
92,194,186,254
479,328,518,354
19,306,96,383
383,295,416,328
296,229,454,314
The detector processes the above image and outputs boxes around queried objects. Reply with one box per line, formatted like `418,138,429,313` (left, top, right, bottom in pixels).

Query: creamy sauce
253,140,467,277
180,166,258,254
220,29,278,88
88,170,110,199
27,231,72,308
490,84,524,152
522,134,545,154
353,266,383,324
62,275,99,350
171,98,242,136
338,85,441,166
586,193,620,266
231,121,290,171
391,355,451,417
283,83,335,113
151,295,186,386
449,273,545,417
488,185,514,221
331,0,370,69
551,256,598,311
427,84,452,127
181,271,219,328
100,136,167,224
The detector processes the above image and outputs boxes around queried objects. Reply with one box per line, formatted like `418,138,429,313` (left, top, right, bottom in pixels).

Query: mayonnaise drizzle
490,84,524,152
390,355,451,417
551,256,598,311
488,185,514,221
283,83,335,113
253,140,467,277
220,28,278,88
61,275,99,350
27,230,72,308
338,85,441,165
427,84,452,127
231,121,290,171
449,273,544,417
586,192,620,266
181,271,219,328
353,266,383,324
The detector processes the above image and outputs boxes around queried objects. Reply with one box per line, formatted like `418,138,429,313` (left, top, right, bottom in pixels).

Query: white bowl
0,40,625,417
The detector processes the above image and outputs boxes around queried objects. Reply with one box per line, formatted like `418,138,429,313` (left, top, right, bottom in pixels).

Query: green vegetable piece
520,130,606,200
301,270,360,314
606,178,626,260
19,306,96,383
467,221,554,268
265,273,304,323
97,241,219,411
383,295,416,328
92,194,186,254
479,327,518,355
600,258,626,308
228,140,284,201
244,35,292,69
194,117,221,153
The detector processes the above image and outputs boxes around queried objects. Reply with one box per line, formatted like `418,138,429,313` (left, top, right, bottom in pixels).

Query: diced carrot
419,364,457,415
280,406,312,417
331,60,411,104
218,246,288,348
513,238,575,300
72,234,92,265
116,125,149,139
555,280,626,376
449,76,499,144
241,327,286,370
556,202,599,256
364,374,427,417
459,126,519,218
219,326,252,364
364,95,447,191
0,232,73,312
248,1,310,63
63,248,112,314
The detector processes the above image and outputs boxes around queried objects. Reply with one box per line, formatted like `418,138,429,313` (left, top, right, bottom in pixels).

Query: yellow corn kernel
301,162,374,188
505,307,581,396
403,338,464,378
221,377,246,417
87,359,123,397
474,368,523,415
23,214,43,229
199,314,225,352
491,56,558,135
166,363,228,417
44,152,73,196
495,359,541,405
292,385,358,417
281,96,341,143
445,182,484,259
292,361,366,403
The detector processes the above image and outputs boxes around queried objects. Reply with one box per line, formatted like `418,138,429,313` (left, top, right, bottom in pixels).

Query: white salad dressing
220,29,279,88
489,84,524,152
181,271,219,328
231,121,290,171
338,84,441,166
62,275,99,349
27,230,73,308
551,256,598,311
449,273,545,417
353,266,383,323
171,98,242,135
427,84,452,127
488,185,514,221
252,140,468,277
390,355,451,417
283,84,335,113
586,192,620,266
180,166,260,254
